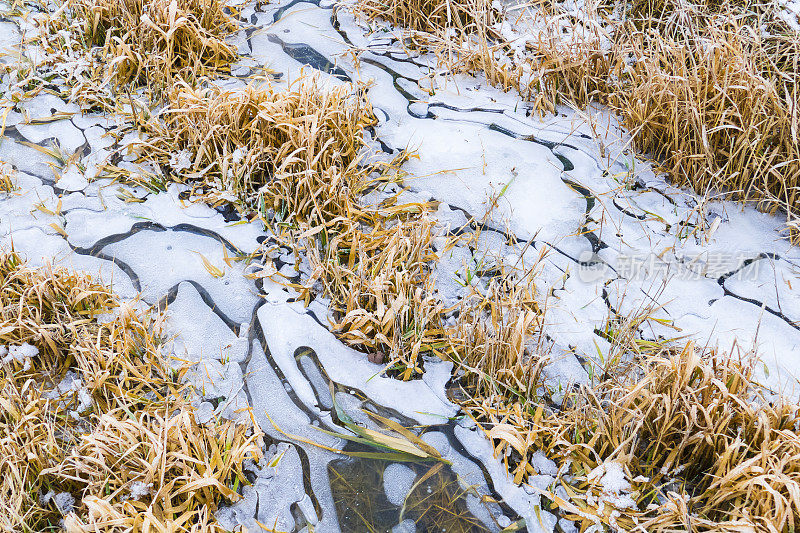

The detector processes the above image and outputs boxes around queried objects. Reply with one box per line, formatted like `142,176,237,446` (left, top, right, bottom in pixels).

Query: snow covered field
1,0,799,531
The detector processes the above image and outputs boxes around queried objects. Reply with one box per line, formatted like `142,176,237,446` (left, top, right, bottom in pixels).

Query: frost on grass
44,0,239,100
477,340,800,532
355,0,496,34
4,0,800,530
0,252,263,531
355,0,800,237
138,76,378,221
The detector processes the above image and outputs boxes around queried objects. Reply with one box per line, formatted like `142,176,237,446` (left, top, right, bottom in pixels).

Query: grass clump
140,77,377,224
24,0,238,107
354,0,496,35
0,252,263,531
615,17,800,221
68,0,239,95
463,338,800,532
450,265,543,403
442,259,548,486
61,407,261,531
302,211,449,379
0,161,18,193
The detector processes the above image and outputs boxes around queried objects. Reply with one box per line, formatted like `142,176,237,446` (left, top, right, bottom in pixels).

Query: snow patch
586,461,638,510
1,342,39,370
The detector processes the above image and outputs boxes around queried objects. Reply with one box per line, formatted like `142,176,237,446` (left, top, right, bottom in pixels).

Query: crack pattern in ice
2,1,800,531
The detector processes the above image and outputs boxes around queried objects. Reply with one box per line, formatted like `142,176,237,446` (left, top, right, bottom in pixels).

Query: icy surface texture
2,0,800,531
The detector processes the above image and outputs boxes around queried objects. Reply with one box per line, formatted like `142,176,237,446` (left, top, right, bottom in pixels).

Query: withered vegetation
301,211,448,379
471,340,800,532
139,78,376,221
71,0,238,95
355,0,496,35
0,252,262,531
356,0,800,236
332,3,800,523
24,0,239,108
19,0,797,530
134,74,456,378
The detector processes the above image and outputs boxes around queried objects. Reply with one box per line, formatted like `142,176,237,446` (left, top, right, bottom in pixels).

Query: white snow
778,0,800,31
128,481,152,501
169,149,193,172
1,342,39,370
530,450,558,476
586,461,638,510
57,164,89,192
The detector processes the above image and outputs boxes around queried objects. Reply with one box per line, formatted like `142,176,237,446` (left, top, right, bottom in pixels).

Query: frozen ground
1,1,800,531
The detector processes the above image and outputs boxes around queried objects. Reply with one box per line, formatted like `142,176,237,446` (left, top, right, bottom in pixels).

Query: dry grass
354,0,496,35
18,0,239,112
48,2,797,530
301,211,448,378
140,77,377,224
450,13,800,521
533,5,799,231
430,250,800,531
616,19,800,220
449,263,545,405
68,0,238,96
60,407,262,532
422,17,800,518
623,0,769,25
356,0,800,233
0,252,262,531
462,339,800,532
0,161,18,193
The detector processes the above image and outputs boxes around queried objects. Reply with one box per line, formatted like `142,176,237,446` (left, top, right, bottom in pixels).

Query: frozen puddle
2,0,800,531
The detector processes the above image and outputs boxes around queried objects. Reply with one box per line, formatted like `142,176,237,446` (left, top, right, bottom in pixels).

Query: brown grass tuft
0,252,263,531
302,210,447,378
616,20,800,220
465,339,800,532
140,77,377,225
450,262,544,405
69,0,239,95
530,5,799,233
60,407,261,532
0,161,18,193
354,0,496,35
